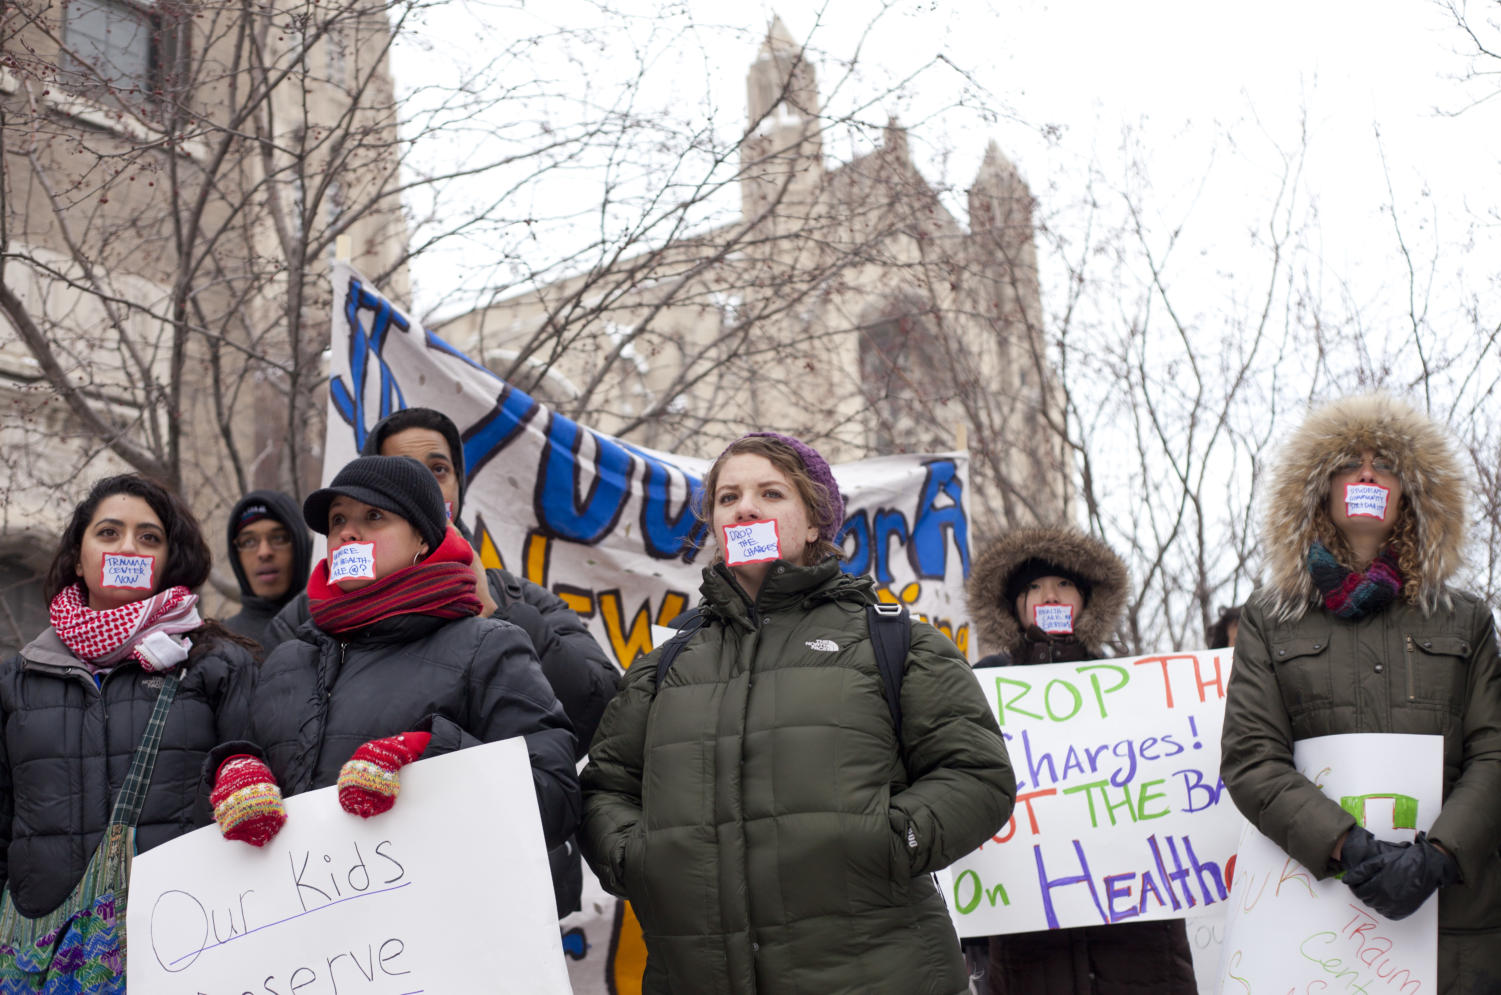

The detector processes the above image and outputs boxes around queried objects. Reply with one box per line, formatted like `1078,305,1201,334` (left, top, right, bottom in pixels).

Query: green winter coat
580,558,1016,995
1223,595,1501,981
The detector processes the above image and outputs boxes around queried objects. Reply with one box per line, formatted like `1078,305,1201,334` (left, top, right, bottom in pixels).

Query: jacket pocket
620,831,653,929
1403,633,1469,714
887,807,915,898
1270,632,1334,718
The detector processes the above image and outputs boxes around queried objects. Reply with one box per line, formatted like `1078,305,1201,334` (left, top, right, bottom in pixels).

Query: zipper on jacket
1404,634,1416,702
308,641,344,780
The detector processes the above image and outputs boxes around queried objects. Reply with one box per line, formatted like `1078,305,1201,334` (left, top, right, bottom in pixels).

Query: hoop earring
412,551,421,565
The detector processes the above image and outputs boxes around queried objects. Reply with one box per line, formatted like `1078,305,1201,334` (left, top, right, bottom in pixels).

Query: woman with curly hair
1221,393,1501,992
0,474,256,989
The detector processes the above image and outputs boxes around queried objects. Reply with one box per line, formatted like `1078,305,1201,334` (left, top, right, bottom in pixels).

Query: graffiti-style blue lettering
329,277,409,451
871,509,910,584
908,459,969,578
463,384,542,480
425,328,497,376
535,412,634,544
622,443,707,562
837,511,871,576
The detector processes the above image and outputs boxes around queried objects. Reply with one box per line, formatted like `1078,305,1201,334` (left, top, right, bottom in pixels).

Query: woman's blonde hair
1312,491,1421,603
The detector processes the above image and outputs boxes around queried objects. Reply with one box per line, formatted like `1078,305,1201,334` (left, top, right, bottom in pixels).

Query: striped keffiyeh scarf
49,582,201,673
308,526,482,637
1307,540,1403,620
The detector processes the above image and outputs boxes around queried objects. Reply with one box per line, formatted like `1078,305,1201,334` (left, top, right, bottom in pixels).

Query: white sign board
945,650,1239,936
128,738,569,994
1215,733,1441,994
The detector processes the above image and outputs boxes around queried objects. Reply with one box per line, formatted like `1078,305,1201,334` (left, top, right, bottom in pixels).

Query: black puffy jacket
243,612,579,850
0,628,255,916
263,562,618,761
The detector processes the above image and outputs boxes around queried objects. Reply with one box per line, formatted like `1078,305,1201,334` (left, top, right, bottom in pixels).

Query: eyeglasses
1336,456,1395,474
234,531,294,552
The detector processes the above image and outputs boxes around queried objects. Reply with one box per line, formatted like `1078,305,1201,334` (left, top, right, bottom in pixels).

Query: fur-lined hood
967,526,1129,658
1260,393,1468,621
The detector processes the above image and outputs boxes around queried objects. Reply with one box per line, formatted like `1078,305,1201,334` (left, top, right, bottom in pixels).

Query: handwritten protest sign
329,542,377,583
1215,734,1441,994
721,520,780,565
945,650,1238,936
101,553,153,590
127,738,569,994
1345,483,1390,519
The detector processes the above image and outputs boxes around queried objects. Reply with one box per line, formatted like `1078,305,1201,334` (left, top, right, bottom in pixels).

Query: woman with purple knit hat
581,432,1015,995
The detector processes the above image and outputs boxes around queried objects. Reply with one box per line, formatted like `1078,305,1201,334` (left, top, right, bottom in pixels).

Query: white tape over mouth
721,519,781,566
1344,483,1390,520
1033,602,1075,634
329,541,378,582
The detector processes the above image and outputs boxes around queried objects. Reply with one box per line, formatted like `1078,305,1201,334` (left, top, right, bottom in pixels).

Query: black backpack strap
866,602,910,737
655,607,706,688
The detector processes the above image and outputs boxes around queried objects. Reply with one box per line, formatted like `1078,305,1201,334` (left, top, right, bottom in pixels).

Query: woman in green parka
1221,393,1501,993
580,433,1016,995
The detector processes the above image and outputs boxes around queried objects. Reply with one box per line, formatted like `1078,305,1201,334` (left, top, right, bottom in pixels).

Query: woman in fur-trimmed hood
1222,392,1501,994
967,526,1130,664
1258,391,1468,621
967,526,1198,995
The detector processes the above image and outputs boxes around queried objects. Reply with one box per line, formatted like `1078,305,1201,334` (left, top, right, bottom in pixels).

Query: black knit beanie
361,408,466,517
1004,557,1092,606
303,456,448,554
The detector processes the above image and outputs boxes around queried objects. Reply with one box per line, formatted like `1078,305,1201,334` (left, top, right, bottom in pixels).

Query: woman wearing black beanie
206,455,579,862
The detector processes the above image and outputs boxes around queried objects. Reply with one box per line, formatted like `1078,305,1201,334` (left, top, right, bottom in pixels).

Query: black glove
1348,832,1460,920
1338,825,1406,887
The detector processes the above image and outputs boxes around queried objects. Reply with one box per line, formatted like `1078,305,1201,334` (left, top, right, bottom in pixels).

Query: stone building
0,0,408,648
438,17,1069,540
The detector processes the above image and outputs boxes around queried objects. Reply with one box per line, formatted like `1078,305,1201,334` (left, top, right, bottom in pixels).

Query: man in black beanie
224,490,313,647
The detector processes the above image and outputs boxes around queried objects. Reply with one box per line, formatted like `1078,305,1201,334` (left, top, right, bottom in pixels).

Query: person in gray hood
222,489,312,648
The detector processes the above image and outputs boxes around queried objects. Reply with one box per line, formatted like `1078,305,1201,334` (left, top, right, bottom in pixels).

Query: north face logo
805,639,839,652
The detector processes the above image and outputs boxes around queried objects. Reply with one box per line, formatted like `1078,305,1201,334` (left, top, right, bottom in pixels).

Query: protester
581,432,1014,995
1221,393,1501,992
262,408,618,755
209,455,580,870
967,525,1197,994
0,474,256,988
1205,604,1241,649
260,409,616,917
222,489,312,647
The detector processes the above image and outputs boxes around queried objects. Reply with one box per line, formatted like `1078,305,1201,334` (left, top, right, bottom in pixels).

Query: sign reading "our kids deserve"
946,649,1239,937
127,738,569,994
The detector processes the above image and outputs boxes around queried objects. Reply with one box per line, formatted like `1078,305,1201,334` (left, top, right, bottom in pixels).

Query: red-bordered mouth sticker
1033,603,1075,634
1344,483,1390,520
721,519,781,566
100,553,155,590
329,541,377,582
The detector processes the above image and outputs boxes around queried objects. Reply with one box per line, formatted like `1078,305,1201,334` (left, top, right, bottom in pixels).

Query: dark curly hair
1205,604,1242,649
44,474,213,602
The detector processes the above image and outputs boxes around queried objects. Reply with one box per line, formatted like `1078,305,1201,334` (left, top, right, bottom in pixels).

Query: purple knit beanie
735,432,846,543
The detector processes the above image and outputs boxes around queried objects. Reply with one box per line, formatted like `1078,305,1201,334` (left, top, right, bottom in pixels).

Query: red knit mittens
337,732,432,818
211,755,288,847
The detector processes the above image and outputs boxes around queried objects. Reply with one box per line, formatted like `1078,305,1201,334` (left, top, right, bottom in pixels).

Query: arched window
858,293,943,453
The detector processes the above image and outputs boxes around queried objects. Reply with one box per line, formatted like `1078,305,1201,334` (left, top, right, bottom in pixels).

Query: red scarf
49,583,202,673
308,526,482,637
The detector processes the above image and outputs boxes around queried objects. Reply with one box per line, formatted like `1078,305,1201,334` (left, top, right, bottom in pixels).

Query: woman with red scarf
0,474,256,977
207,455,578,857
